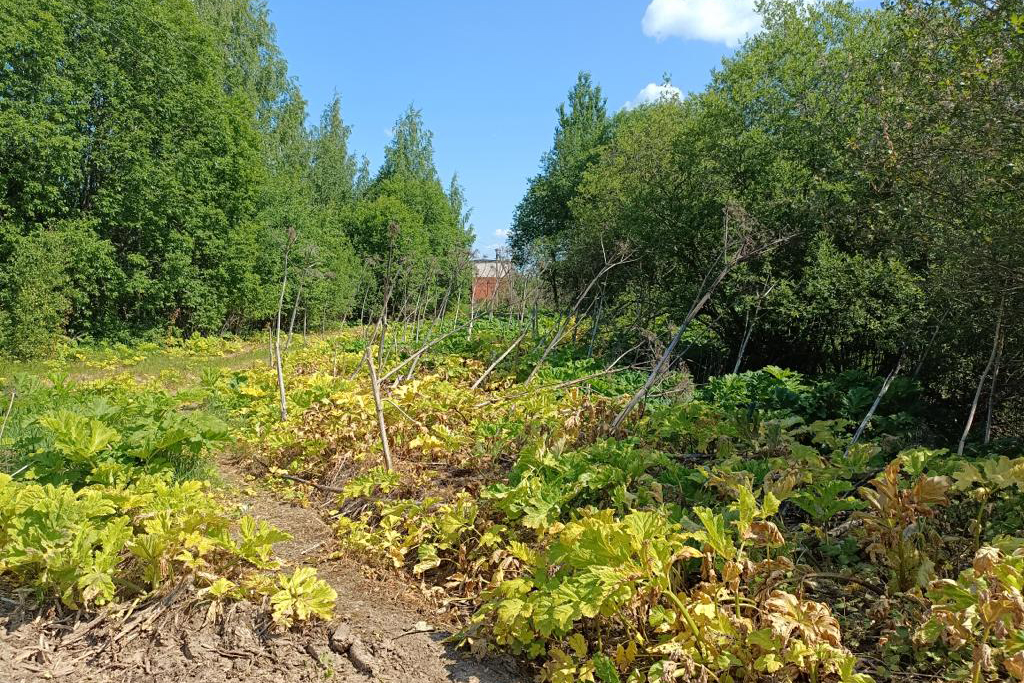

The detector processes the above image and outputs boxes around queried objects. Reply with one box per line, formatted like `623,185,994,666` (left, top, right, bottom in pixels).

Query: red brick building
472,258,512,303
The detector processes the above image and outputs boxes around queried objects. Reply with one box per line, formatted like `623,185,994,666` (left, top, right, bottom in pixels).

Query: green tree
509,71,611,305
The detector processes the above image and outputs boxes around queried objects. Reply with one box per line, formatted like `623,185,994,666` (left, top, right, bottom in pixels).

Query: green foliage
270,566,338,628
510,0,1023,434
918,541,1024,683
0,361,334,629
484,439,696,528
201,326,1024,682
13,387,228,485
0,471,284,609
0,1,471,357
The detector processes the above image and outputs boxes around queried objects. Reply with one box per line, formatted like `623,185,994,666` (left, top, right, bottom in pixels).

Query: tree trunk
844,357,902,458
958,308,1003,456
984,330,1004,445
610,265,729,430
274,235,294,422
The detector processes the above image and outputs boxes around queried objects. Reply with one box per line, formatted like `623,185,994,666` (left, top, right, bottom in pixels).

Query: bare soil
0,462,522,683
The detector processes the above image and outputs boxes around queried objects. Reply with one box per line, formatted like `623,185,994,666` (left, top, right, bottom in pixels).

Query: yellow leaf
568,632,587,658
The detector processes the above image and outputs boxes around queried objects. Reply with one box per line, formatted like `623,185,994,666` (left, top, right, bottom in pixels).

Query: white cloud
642,0,762,47
626,82,683,109
495,229,509,238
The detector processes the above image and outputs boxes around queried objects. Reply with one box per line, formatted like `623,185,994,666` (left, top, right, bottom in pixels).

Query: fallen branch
378,313,481,384
798,572,885,596
476,365,637,408
471,330,528,391
250,456,347,494
843,356,902,458
367,354,394,471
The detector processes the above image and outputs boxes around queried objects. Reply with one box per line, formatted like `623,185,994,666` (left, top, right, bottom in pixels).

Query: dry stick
377,247,397,369
403,328,429,382
978,331,1003,448
959,305,1004,456
611,264,730,430
452,287,462,331
280,473,345,494
274,230,296,422
412,267,434,343
733,281,776,374
732,309,754,375
571,288,602,347
476,365,636,409
357,286,369,326
411,291,425,344
384,398,426,430
378,314,480,383
366,354,393,471
398,283,412,345
251,456,347,494
843,357,903,458
911,309,949,381
518,275,530,325
587,285,605,358
426,277,454,341
525,255,633,385
471,329,528,391
285,281,303,352
531,297,539,341
0,389,15,446
404,288,451,383
798,572,884,597
611,230,788,431
1,390,29,478
267,327,274,368
348,320,382,381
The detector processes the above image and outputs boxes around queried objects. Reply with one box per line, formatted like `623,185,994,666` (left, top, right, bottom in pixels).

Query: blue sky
264,1,787,257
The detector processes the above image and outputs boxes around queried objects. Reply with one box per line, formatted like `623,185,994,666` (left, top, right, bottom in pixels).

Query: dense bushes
0,369,335,625
218,325,1024,682
0,1,472,357
509,0,1023,435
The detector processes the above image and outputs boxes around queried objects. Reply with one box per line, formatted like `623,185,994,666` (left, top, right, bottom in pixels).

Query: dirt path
224,463,522,683
0,464,521,683
2,340,522,682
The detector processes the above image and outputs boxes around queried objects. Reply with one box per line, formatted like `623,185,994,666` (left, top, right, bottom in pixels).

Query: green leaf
592,653,621,683
694,507,734,559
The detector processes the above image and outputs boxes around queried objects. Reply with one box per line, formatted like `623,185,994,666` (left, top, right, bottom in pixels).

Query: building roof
472,259,512,278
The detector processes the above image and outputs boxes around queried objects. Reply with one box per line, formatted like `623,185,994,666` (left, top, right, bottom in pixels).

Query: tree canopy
509,0,1023,431
0,0,473,356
